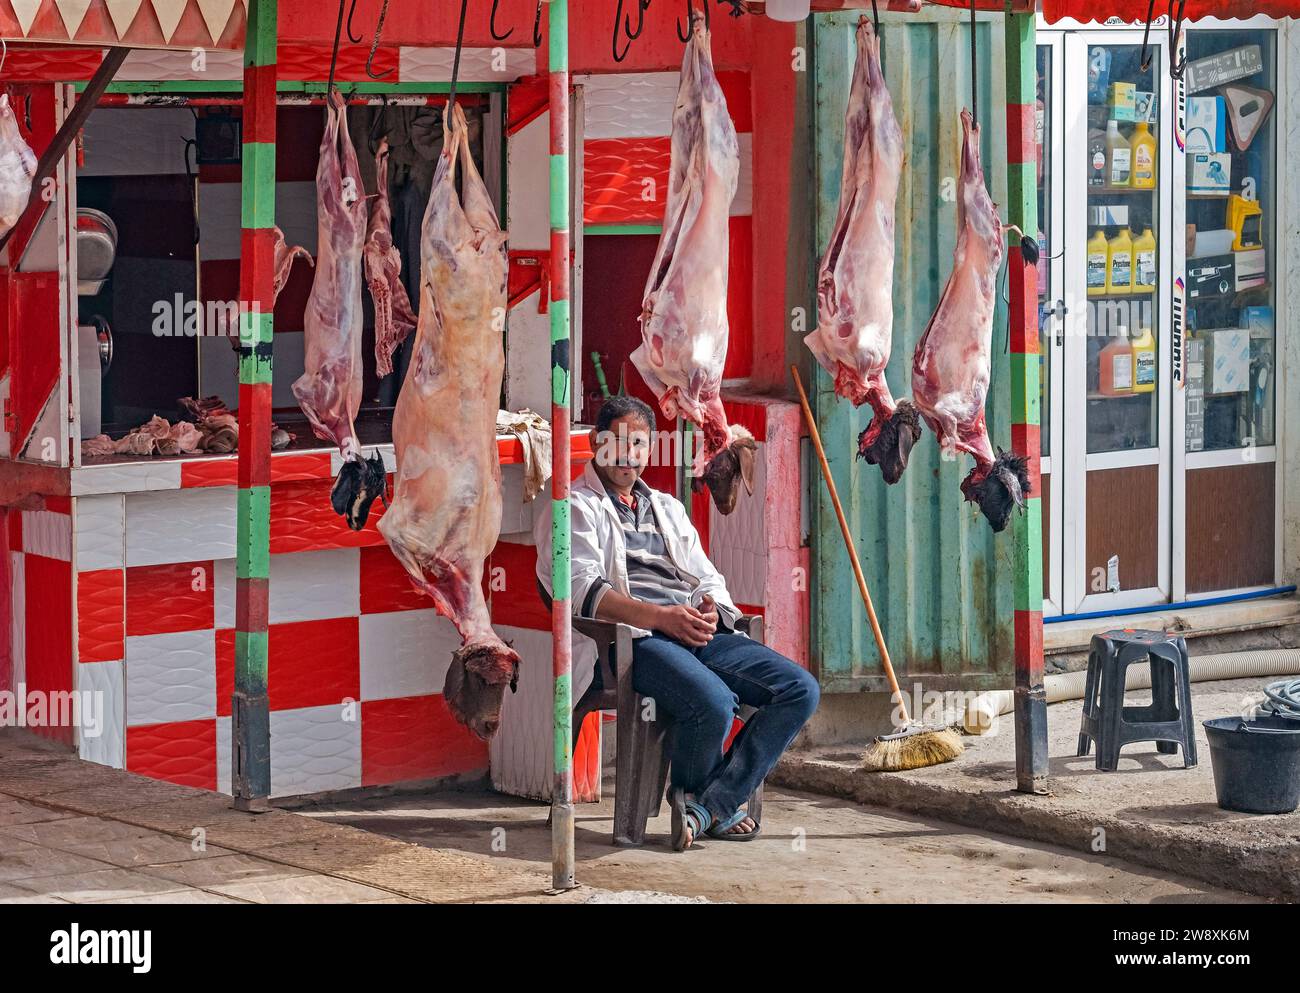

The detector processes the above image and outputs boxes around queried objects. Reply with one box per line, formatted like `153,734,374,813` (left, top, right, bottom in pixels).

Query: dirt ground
300,784,1258,903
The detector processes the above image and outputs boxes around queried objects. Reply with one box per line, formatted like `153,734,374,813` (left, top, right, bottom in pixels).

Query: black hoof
330,451,388,531
857,400,921,485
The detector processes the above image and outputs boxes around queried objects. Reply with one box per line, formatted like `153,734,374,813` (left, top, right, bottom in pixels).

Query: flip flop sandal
706,807,762,842
668,787,712,852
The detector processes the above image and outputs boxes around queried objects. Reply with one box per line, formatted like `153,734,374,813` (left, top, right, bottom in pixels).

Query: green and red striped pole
231,0,277,810
1004,3,1047,793
548,0,576,890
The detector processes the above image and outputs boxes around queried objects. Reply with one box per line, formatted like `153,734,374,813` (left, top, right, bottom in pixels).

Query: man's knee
785,663,821,720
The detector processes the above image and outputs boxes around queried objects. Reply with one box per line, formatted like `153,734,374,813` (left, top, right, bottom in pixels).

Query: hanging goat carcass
911,109,1030,532
367,137,418,379
0,93,36,240
377,103,520,740
631,15,755,515
804,17,919,485
292,88,386,530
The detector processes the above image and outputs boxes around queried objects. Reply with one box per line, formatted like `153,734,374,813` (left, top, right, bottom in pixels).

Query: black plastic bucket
1204,714,1300,814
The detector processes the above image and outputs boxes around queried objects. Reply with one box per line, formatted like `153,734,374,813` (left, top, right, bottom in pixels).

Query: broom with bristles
792,366,964,772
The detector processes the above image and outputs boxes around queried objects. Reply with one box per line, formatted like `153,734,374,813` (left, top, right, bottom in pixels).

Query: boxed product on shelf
1187,254,1235,300
1203,328,1251,395
1088,204,1129,227
1234,248,1266,291
1185,339,1205,453
1186,96,1227,153
1109,82,1136,121
1184,43,1263,94
1134,90,1157,123
1189,152,1231,195
1242,305,1274,338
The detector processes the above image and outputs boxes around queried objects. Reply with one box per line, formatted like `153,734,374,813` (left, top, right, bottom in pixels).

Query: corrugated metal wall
810,9,1016,693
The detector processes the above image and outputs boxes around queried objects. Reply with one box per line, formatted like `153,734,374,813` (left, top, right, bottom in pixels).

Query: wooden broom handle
791,365,909,721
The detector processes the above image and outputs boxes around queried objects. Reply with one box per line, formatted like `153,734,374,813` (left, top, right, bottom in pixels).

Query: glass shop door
1059,30,1174,613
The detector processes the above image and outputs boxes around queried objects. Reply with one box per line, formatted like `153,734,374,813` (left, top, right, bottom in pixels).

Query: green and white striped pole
232,0,277,810
547,0,576,891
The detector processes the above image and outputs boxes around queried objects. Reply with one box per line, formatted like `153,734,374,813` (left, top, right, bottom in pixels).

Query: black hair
595,395,656,436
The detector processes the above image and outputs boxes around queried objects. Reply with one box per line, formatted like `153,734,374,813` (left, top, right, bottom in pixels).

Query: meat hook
613,0,652,63
1168,0,1188,79
1139,0,1157,72
366,0,394,80
345,0,363,44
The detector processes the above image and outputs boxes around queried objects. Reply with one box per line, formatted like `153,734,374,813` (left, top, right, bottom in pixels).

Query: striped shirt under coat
534,459,744,703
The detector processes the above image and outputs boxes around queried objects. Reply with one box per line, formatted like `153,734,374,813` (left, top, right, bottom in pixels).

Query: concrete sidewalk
771,677,1300,900
0,730,585,904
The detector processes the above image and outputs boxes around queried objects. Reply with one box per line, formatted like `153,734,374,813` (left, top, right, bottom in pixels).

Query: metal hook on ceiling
345,0,363,44
327,0,347,94
1139,0,1157,72
533,0,544,48
678,0,710,45
1168,0,1188,79
969,0,977,124
613,0,652,63
871,0,880,35
447,0,470,115
365,0,394,79
490,0,514,41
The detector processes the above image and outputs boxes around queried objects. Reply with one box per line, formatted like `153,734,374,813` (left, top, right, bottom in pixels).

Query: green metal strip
233,631,269,687
1009,351,1040,426
550,498,571,597
1013,497,1044,612
1006,160,1037,243
235,487,271,580
240,142,277,230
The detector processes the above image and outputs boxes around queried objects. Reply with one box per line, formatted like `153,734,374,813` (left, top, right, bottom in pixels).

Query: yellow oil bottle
1130,326,1156,393
1087,228,1110,297
1130,122,1157,189
1132,227,1157,293
1105,228,1134,295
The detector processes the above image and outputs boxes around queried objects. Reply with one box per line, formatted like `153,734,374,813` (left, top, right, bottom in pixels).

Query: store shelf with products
1182,28,1277,457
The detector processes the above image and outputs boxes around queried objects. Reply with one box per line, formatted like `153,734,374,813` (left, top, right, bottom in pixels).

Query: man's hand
698,595,720,631
654,603,716,647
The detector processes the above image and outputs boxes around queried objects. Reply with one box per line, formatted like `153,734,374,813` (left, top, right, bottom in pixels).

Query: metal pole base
549,800,576,891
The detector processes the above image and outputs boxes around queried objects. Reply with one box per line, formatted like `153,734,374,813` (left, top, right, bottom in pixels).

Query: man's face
595,414,652,490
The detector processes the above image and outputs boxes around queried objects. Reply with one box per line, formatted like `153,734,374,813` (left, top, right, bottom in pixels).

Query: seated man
535,395,819,850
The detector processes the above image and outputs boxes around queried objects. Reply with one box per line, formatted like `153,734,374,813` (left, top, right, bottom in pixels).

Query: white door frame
1039,30,1066,617
1062,29,1173,614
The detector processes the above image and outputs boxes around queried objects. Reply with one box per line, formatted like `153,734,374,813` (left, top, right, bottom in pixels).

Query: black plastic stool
1076,629,1197,771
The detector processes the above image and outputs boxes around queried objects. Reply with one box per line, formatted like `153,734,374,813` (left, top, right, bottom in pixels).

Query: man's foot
711,815,757,836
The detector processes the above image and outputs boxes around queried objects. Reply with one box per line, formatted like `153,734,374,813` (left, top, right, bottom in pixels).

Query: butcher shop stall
3,0,1299,836
0,0,811,804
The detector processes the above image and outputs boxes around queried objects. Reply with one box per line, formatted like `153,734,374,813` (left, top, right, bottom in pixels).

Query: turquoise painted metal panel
810,9,1015,693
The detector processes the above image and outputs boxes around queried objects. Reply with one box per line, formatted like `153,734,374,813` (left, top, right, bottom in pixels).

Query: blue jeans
628,632,820,824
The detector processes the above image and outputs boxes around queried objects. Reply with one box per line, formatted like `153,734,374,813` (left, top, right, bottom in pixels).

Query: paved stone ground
771,678,1300,900
0,730,585,904
301,784,1258,903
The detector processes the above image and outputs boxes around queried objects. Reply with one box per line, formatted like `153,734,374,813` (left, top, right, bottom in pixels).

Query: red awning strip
1041,1,1300,23
920,1,1298,19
